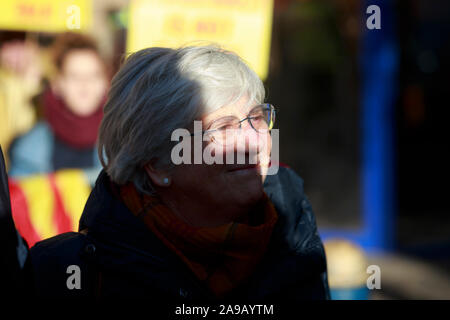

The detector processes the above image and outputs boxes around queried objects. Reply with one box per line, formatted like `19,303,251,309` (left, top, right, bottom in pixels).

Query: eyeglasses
191,103,276,146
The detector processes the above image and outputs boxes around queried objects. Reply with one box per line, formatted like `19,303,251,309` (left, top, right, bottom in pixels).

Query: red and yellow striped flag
9,169,91,247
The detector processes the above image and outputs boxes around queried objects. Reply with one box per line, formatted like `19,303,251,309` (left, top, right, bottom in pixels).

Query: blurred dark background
268,0,362,231
396,0,450,252
266,0,450,292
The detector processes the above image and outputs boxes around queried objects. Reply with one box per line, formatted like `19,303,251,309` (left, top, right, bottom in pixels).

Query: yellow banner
127,0,274,80
0,0,92,33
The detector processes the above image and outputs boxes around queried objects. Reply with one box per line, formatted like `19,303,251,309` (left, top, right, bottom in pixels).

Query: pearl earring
163,178,169,184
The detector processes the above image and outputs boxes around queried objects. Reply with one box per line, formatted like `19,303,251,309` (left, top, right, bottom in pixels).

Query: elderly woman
29,45,329,301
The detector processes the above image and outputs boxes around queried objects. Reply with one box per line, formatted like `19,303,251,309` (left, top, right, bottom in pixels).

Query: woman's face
163,96,273,225
54,49,108,116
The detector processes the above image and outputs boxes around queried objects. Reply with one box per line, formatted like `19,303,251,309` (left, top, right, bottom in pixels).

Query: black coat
29,167,330,301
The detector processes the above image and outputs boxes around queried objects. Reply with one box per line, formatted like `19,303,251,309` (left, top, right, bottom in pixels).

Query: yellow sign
127,0,274,80
0,0,92,33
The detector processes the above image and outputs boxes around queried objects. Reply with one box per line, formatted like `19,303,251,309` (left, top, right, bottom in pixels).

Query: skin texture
145,96,273,227
53,49,108,116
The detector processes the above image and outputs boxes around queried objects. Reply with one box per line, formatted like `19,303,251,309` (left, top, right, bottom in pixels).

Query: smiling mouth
227,164,260,173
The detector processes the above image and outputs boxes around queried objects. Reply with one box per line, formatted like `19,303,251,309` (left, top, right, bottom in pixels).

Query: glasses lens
206,104,275,146
249,104,274,132
207,128,240,146
206,118,240,146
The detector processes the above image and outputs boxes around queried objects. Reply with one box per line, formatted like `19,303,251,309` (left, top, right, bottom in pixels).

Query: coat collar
79,168,305,258
78,168,327,300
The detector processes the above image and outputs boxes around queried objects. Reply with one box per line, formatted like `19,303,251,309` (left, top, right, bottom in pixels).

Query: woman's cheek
258,132,272,181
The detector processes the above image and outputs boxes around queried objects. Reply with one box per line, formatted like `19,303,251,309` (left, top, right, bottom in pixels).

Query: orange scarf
117,182,278,297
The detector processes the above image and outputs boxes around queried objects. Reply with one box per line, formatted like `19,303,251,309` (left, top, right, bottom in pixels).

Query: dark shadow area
266,0,361,230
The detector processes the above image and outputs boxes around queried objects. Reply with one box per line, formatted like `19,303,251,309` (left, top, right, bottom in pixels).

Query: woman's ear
144,163,171,187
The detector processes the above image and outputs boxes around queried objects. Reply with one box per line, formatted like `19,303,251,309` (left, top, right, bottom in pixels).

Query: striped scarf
118,182,278,297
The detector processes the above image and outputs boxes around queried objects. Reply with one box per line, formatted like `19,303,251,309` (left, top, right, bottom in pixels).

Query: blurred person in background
8,32,109,185
0,32,42,167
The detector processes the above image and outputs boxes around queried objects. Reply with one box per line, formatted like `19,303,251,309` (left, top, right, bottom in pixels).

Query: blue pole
360,0,398,252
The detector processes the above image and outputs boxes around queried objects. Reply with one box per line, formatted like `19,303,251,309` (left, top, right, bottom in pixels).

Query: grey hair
98,44,265,194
